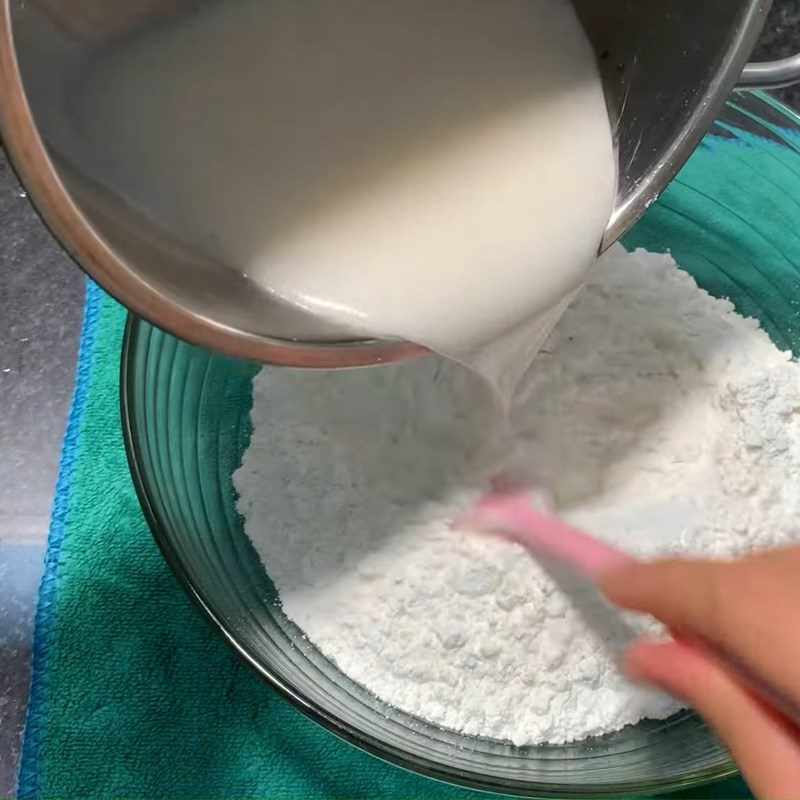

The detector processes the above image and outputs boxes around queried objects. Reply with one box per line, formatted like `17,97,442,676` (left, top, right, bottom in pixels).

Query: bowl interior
122,91,800,797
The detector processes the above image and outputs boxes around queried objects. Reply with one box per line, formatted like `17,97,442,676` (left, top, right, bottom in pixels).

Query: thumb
626,639,800,800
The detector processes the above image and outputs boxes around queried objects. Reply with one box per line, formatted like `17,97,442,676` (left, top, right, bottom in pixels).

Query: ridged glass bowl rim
120,318,741,798
114,93,800,797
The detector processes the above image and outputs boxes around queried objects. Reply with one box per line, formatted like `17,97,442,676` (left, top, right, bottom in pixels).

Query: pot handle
738,54,800,89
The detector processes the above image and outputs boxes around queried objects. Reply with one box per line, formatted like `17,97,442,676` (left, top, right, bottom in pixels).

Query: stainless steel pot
1,0,799,367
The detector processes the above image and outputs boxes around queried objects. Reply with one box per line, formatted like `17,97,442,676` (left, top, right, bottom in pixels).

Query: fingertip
624,638,675,672
622,638,704,700
596,561,645,604
621,642,648,682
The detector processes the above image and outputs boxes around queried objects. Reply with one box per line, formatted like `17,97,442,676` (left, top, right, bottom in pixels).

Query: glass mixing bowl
121,91,800,797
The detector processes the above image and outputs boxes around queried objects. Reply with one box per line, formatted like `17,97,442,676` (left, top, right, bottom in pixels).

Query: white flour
234,246,800,745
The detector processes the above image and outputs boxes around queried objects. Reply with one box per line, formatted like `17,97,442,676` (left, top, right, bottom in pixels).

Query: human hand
599,546,800,799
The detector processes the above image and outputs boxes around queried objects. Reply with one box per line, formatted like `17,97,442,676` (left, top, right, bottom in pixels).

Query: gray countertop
0,150,83,798
1,4,799,796
753,1,800,107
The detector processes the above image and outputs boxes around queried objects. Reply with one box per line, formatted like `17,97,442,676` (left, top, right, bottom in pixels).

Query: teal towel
23,94,800,798
16,269,749,800
16,287,750,800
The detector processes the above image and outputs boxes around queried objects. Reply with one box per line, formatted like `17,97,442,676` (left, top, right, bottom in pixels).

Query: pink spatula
456,484,632,579
457,481,800,725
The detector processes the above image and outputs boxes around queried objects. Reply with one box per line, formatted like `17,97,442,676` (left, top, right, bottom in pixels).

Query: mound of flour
234,245,800,745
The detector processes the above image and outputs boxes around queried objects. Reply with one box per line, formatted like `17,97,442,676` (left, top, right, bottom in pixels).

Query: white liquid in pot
77,0,615,401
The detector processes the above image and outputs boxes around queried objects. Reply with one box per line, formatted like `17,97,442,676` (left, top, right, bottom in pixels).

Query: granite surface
0,149,83,798
0,3,799,796
753,0,800,107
